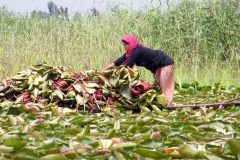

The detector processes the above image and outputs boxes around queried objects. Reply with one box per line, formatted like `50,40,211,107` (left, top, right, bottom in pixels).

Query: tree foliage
30,1,69,19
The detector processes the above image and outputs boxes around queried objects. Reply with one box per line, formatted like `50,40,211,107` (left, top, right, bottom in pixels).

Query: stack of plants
0,63,166,115
0,64,240,159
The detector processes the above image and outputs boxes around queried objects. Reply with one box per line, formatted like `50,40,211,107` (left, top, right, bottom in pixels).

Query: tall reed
0,0,239,87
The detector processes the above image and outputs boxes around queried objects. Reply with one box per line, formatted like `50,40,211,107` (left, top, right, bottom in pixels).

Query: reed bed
0,0,239,87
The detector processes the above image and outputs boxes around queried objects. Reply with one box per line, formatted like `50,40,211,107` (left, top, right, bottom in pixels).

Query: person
101,34,174,106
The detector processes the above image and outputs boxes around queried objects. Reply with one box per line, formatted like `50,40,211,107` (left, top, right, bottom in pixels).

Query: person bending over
101,34,174,106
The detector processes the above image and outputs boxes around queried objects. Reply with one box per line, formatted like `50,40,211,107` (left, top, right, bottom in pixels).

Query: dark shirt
114,46,174,73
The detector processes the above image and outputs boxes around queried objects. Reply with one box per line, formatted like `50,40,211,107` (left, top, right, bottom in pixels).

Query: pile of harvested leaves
0,64,240,159
0,63,166,115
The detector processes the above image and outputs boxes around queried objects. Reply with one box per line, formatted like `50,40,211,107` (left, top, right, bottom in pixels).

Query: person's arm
101,53,127,72
101,63,115,72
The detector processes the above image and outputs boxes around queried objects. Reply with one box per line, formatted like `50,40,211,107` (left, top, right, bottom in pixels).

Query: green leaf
0,145,14,153
0,101,14,109
81,124,90,135
13,149,39,160
178,144,199,158
120,83,131,100
73,84,83,93
41,140,56,150
85,87,96,94
114,151,126,160
111,142,137,149
228,139,240,155
114,119,121,131
134,148,165,159
191,132,205,141
157,94,168,108
110,75,120,87
204,154,225,160
106,129,116,139
75,94,84,105
4,139,26,151
64,128,81,135
0,134,22,141
7,107,20,115
40,154,68,160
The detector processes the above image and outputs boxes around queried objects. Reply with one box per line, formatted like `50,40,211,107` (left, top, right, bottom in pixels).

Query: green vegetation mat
0,64,240,159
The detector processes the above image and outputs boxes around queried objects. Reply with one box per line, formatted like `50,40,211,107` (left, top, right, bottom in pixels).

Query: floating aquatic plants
0,64,240,159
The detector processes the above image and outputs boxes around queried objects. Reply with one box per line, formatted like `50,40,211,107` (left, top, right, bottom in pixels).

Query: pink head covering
122,34,143,59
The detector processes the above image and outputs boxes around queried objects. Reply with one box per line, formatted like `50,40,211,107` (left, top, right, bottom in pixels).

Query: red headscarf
122,34,143,59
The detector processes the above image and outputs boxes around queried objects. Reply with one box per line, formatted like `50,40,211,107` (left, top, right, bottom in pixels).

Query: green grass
0,0,239,87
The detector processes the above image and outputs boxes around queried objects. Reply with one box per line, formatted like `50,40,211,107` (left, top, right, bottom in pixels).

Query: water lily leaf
134,148,165,159
13,149,39,160
229,111,240,118
165,147,179,154
0,134,22,141
73,84,83,93
4,139,26,151
110,75,120,87
139,105,151,112
64,128,81,135
98,75,111,87
172,135,191,144
157,94,168,108
41,140,56,150
114,151,126,160
120,83,131,100
140,139,163,147
228,139,240,155
85,87,96,94
169,150,185,159
7,107,20,115
0,101,14,109
151,105,162,114
61,72,71,79
81,124,90,135
153,118,168,123
111,142,137,149
114,119,121,130
66,90,76,98
204,154,225,160
75,94,84,105
195,150,213,159
178,144,199,158
206,110,217,119
118,67,128,79
0,145,14,153
15,95,23,104
191,131,205,141
198,122,225,132
108,101,122,108
127,67,137,77
40,154,68,160
106,129,116,139
182,125,199,133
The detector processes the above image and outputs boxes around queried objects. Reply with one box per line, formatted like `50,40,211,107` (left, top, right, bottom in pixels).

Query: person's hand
100,69,105,73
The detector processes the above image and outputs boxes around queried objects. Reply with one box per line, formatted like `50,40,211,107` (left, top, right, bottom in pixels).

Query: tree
59,6,69,19
87,7,100,17
31,10,49,18
47,1,59,17
73,12,82,21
